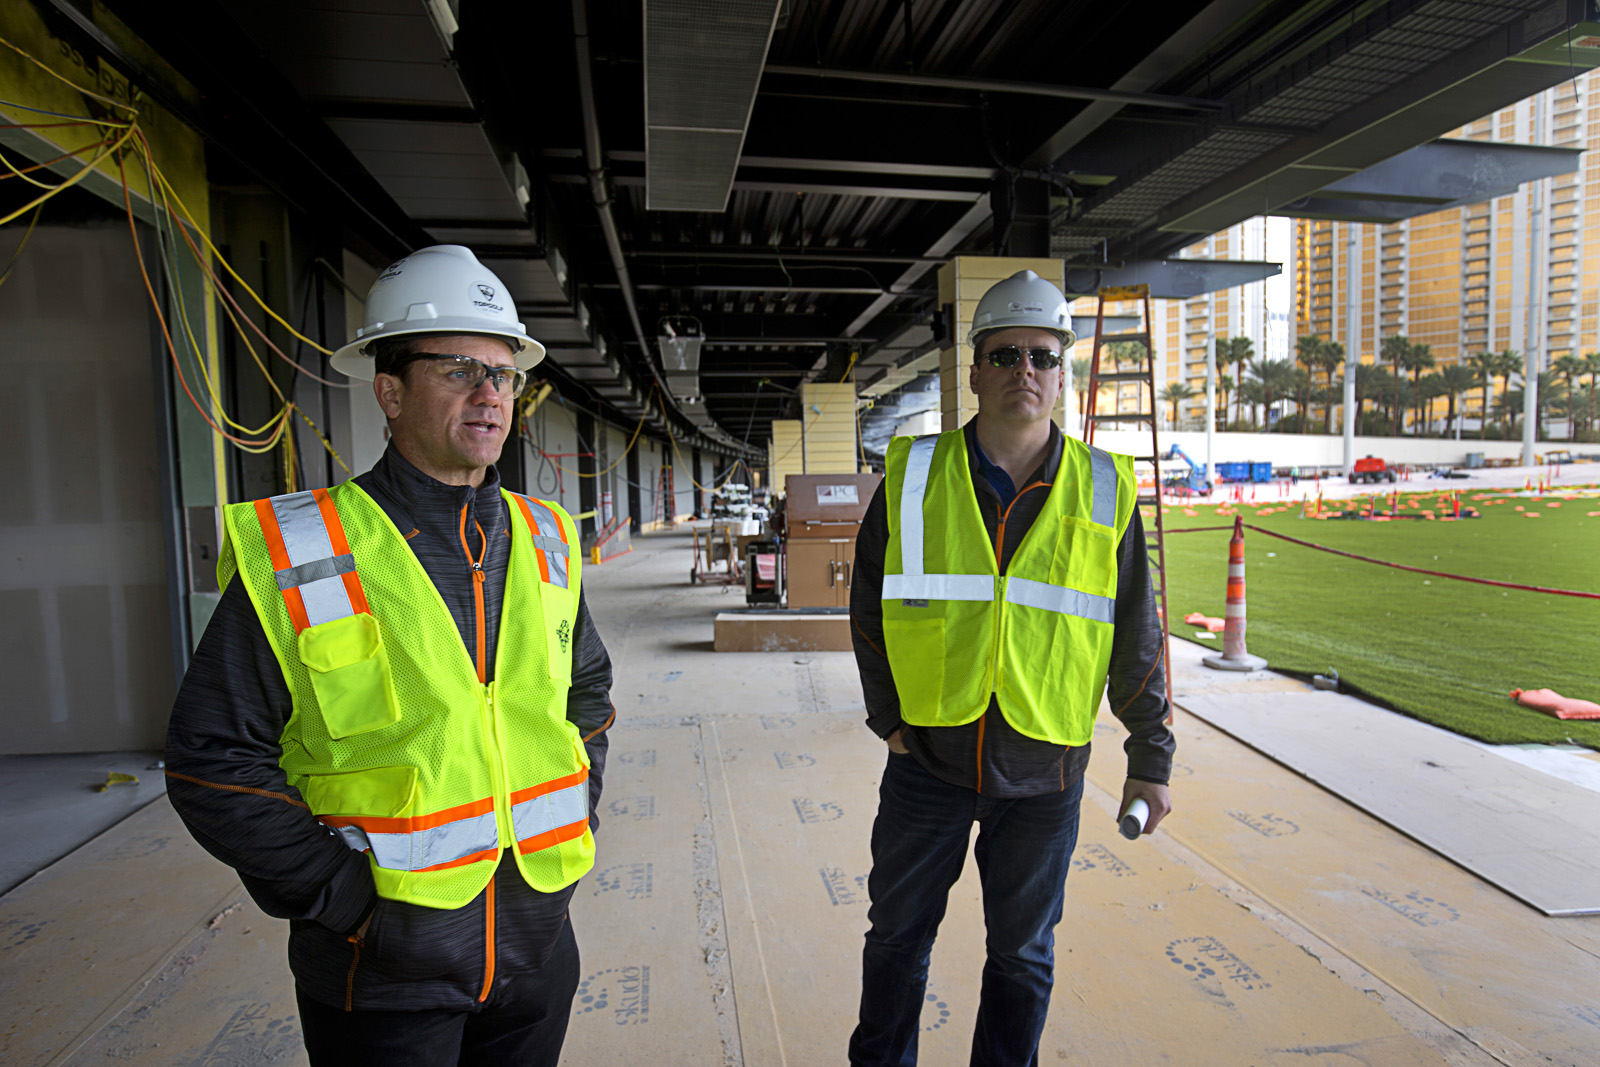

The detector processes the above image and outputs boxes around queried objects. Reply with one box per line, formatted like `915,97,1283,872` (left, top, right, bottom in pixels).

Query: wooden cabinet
783,473,879,609
786,537,857,608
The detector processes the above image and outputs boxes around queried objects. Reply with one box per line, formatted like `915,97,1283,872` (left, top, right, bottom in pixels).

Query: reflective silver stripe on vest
510,782,589,846
898,436,938,576
1004,576,1115,624
330,810,499,872
270,491,358,627
276,553,355,591
1088,446,1117,527
531,535,570,557
882,573,994,601
512,493,570,589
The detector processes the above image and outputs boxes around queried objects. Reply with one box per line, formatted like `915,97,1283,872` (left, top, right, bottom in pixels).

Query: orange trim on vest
315,487,372,616
516,818,589,856
509,767,589,805
256,498,311,632
319,794,496,835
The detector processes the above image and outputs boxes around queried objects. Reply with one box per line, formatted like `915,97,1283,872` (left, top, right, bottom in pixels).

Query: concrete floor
0,750,166,896
4,529,1599,1066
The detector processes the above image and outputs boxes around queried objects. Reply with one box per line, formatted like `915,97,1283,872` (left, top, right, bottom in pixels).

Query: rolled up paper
1119,797,1150,840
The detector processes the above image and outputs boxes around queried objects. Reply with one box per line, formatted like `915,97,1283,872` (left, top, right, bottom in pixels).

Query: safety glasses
410,355,528,399
981,345,1063,370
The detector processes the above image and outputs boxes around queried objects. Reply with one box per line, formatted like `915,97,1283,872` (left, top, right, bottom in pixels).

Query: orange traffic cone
1204,516,1269,672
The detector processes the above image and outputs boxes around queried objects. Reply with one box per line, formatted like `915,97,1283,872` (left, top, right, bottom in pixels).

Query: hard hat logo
967,269,1076,349
329,245,546,381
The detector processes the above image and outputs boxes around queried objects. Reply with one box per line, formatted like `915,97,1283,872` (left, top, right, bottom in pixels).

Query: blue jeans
849,751,1084,1067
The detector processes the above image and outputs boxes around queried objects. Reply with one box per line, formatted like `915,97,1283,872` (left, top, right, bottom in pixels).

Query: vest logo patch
557,618,572,653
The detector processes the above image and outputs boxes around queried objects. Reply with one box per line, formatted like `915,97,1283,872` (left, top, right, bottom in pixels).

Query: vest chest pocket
298,612,401,739
1051,516,1118,600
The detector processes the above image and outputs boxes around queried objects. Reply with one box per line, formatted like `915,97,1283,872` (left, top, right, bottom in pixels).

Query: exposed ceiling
92,0,1600,460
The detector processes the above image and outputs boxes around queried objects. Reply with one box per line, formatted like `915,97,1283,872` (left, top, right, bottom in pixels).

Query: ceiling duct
659,316,704,402
644,0,782,212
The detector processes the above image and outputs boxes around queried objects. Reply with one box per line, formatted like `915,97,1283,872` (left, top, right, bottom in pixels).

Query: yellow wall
799,382,858,473
769,420,804,492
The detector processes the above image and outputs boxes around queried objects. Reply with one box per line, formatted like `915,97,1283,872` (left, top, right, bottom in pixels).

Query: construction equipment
1162,444,1212,492
1084,284,1173,718
691,525,742,585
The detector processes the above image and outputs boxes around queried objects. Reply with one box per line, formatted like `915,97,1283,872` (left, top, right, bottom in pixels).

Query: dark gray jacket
165,444,614,1012
850,419,1174,796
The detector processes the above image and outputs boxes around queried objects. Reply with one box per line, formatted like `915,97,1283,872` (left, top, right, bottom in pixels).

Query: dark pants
850,752,1084,1067
296,917,579,1066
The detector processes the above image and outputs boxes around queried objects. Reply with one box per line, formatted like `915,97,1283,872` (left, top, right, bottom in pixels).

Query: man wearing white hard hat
166,246,616,1065
847,270,1174,1065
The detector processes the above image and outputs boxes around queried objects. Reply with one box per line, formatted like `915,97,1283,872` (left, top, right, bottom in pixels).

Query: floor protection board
1174,687,1600,917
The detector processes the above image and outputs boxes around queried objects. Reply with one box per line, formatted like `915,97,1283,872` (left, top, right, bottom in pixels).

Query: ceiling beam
1022,0,1269,169
842,196,989,338
762,65,1226,113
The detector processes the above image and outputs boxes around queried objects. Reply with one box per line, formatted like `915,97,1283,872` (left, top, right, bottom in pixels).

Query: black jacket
165,444,615,1011
850,419,1174,796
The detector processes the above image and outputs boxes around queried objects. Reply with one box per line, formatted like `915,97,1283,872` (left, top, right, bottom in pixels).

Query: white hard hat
966,269,1076,348
330,245,545,380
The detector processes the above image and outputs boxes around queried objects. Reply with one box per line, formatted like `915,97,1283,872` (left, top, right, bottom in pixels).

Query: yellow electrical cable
0,203,43,289
133,138,349,471
150,164,335,356
664,430,749,493
0,144,73,189
0,122,136,227
536,386,658,478
0,35,140,115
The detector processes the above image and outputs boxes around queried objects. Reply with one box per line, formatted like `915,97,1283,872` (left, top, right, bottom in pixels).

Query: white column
1343,222,1358,475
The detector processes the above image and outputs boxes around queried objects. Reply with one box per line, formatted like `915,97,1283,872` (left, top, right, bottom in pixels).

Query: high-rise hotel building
1070,74,1591,431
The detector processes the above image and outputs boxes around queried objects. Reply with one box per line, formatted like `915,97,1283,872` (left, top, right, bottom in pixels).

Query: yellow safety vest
219,482,594,909
881,429,1135,745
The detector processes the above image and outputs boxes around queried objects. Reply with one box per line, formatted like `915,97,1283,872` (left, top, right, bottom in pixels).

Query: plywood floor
5,531,1597,1067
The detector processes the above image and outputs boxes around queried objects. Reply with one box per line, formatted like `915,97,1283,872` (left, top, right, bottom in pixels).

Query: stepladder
656,463,676,530
1083,284,1174,722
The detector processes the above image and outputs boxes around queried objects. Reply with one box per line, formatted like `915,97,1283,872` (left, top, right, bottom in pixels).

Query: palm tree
1247,358,1298,429
1219,336,1254,426
1553,355,1586,440
1160,381,1197,426
1237,379,1265,429
1493,349,1522,437
1354,363,1391,431
1380,335,1410,431
1317,340,1345,433
1216,372,1234,430
1584,352,1600,442
1469,352,1497,439
1435,363,1479,438
1295,336,1322,434
1498,372,1565,438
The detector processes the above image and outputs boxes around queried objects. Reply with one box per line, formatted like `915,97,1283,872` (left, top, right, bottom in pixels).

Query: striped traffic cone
1204,515,1269,672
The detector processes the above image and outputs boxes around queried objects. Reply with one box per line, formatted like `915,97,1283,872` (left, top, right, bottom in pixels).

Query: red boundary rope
1165,523,1600,600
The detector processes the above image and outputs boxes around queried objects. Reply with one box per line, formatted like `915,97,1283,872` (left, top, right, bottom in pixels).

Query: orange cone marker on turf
1204,516,1269,672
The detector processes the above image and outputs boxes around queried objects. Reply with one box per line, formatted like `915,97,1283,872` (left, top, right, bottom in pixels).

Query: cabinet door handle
842,561,852,589
828,561,836,588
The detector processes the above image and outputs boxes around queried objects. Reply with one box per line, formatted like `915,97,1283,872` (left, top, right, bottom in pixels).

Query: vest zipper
479,876,496,1003
459,502,499,1004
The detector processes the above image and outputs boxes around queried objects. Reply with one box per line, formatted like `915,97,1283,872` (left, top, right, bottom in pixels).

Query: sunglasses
981,346,1063,370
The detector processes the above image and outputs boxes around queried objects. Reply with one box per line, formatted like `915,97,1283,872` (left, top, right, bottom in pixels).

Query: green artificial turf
1152,483,1600,749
